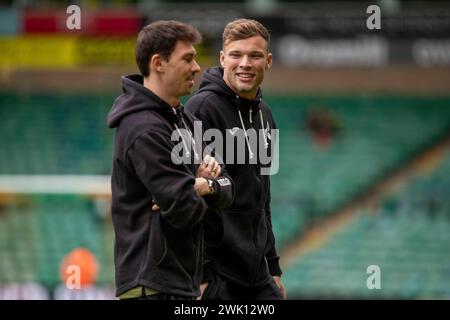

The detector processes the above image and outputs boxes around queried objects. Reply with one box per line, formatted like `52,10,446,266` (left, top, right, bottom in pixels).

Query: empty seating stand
282,150,450,299
0,195,115,289
267,95,450,248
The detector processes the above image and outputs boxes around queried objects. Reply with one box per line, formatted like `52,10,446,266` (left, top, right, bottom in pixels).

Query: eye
229,52,241,58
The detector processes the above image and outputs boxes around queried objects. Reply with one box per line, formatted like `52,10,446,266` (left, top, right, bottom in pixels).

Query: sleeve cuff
267,256,282,276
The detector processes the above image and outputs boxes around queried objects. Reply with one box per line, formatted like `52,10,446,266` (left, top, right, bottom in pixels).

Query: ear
219,50,225,68
266,52,273,70
150,54,165,73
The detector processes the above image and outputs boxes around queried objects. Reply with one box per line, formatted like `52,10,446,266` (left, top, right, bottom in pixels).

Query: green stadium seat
283,149,450,298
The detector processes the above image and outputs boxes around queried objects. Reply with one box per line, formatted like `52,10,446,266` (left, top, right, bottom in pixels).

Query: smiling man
107,20,234,300
185,18,287,300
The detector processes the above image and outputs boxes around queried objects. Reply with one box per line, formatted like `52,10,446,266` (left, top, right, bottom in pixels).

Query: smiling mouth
236,73,255,80
236,73,255,78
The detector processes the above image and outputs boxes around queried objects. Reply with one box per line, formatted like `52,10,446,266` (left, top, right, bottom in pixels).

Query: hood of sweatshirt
107,74,181,128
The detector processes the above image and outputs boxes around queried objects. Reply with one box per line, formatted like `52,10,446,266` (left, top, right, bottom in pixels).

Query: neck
144,76,180,107
222,74,257,101
238,91,257,100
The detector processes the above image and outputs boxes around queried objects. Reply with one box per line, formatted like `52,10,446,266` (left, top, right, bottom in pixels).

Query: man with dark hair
107,20,233,300
185,18,287,300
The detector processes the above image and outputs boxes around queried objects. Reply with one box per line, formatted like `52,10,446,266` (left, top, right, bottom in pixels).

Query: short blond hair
222,18,270,48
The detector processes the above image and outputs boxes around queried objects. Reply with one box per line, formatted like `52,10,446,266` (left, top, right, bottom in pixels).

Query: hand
196,154,221,179
151,200,160,212
196,282,209,300
273,276,287,300
194,178,211,196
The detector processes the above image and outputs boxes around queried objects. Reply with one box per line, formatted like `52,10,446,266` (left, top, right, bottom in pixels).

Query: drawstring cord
173,107,200,161
174,123,190,158
259,109,269,149
236,95,270,158
181,116,200,161
238,109,255,160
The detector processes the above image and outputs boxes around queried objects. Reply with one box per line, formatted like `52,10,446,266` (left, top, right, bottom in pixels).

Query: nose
192,59,201,74
239,55,251,69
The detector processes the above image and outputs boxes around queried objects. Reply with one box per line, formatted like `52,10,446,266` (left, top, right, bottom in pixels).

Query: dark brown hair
222,18,270,48
136,20,202,77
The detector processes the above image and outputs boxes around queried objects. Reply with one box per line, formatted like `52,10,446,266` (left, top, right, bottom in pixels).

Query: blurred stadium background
0,0,449,299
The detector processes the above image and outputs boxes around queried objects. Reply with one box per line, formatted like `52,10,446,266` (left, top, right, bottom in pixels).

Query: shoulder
185,91,230,116
119,110,173,146
259,99,273,114
183,109,200,124
259,100,277,127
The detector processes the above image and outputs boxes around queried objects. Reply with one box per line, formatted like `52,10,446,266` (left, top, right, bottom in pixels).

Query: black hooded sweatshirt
185,67,282,287
107,74,234,297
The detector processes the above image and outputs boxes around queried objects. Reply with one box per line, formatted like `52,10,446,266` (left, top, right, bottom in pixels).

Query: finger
211,162,219,174
207,156,215,167
203,154,211,167
152,204,160,211
206,157,215,171
210,160,220,178
214,164,221,177
197,282,209,300
200,282,208,292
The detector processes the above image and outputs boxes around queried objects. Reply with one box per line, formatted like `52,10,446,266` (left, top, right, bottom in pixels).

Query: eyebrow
228,50,264,55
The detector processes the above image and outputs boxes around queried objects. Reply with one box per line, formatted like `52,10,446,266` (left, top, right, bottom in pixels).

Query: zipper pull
249,108,253,124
